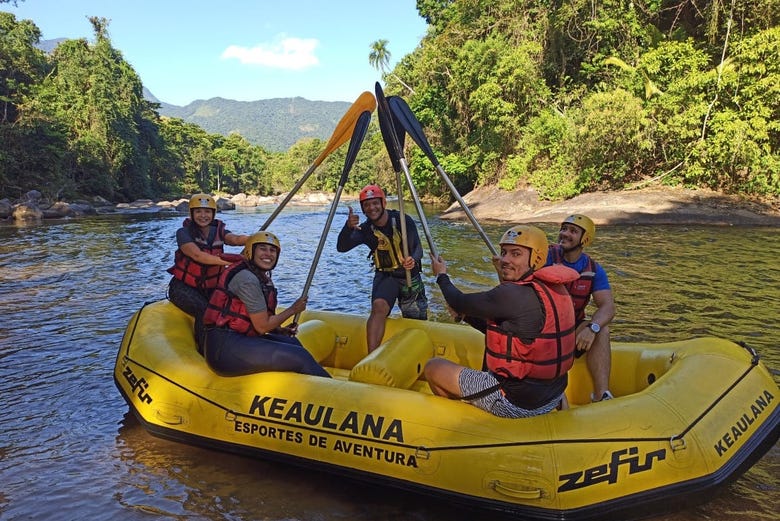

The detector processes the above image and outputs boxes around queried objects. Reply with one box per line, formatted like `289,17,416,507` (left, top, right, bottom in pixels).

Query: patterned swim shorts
458,368,561,418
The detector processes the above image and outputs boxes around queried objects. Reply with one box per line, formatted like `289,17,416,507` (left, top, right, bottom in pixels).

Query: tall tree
0,12,46,123
24,17,156,200
369,39,415,94
0,12,61,197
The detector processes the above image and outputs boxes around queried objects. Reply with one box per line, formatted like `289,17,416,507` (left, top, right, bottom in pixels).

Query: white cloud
221,37,320,70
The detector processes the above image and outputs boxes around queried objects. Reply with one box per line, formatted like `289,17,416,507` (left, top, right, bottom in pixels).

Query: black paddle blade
395,115,406,151
390,100,406,151
377,87,406,151
339,110,372,185
375,82,403,172
387,95,439,166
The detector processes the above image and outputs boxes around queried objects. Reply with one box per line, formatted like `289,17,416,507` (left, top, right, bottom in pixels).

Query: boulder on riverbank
441,186,780,226
3,186,778,226
0,190,342,224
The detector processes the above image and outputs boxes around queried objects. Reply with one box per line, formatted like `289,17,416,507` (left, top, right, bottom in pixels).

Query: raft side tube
349,328,434,388
564,344,676,405
295,319,337,363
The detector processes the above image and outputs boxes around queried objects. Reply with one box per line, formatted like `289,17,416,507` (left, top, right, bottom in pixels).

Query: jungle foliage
1,1,778,204
400,0,779,199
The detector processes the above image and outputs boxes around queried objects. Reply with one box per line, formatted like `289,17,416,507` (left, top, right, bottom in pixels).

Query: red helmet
359,184,386,204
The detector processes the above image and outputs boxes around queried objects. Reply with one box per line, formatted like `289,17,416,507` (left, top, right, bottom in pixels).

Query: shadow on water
0,206,777,521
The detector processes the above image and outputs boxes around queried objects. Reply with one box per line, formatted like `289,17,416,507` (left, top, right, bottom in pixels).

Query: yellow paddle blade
312,91,376,167
259,91,376,231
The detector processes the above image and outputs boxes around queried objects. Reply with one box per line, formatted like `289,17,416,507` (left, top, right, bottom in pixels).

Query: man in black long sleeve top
425,225,578,418
336,184,428,353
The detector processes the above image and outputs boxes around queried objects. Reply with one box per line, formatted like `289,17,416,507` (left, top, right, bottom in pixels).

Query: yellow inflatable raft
114,300,779,521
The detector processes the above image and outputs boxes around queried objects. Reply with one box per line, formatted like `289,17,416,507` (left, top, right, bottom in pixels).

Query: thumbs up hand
347,206,361,230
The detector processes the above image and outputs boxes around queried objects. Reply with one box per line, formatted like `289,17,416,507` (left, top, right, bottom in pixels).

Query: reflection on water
0,207,777,521
114,411,477,521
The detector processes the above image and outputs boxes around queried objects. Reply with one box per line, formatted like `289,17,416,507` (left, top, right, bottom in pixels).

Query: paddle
387,95,498,257
293,109,373,325
375,83,439,265
260,91,377,231
375,82,412,286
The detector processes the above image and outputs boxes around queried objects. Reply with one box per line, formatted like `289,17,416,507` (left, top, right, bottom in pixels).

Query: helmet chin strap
503,266,534,281
561,241,583,254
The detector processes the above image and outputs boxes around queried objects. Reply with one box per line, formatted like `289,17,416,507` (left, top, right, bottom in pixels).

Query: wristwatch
588,322,601,334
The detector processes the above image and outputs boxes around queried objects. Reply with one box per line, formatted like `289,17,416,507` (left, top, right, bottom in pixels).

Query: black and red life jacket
202,261,278,336
550,244,596,323
484,265,578,380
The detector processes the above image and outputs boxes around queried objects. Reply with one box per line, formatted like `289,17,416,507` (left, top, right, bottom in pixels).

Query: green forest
1,1,778,205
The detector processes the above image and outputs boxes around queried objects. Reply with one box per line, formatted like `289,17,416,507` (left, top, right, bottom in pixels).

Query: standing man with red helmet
337,184,428,353
547,214,615,402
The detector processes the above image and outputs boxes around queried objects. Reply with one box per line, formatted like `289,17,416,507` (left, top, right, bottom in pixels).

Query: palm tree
369,39,415,95
369,39,391,73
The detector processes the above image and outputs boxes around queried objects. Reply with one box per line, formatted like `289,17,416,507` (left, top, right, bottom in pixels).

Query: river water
0,203,777,521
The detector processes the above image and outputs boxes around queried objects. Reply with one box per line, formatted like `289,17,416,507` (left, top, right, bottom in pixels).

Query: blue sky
6,0,428,106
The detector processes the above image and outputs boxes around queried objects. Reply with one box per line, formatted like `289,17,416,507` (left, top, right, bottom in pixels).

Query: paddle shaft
386,95,497,257
376,82,412,286
434,164,497,257
296,183,346,313
394,170,412,286
399,158,438,259
260,162,317,231
294,110,372,323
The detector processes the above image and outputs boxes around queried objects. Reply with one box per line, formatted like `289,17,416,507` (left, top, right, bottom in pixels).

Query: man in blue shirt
547,214,615,402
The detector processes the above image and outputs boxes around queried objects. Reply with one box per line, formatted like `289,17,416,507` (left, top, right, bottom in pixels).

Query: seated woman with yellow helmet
201,231,330,377
167,193,248,348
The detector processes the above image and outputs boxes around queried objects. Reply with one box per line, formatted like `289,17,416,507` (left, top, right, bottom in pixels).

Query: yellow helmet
242,231,281,267
561,214,595,248
499,225,548,270
189,193,217,211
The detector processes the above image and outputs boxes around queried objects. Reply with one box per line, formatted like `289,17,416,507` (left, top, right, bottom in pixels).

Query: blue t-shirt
545,246,611,293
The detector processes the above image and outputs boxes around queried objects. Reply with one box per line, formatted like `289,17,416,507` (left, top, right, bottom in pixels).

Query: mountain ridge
152,93,352,152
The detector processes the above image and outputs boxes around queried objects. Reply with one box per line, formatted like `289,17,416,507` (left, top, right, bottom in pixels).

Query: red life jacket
550,244,596,323
202,262,278,336
167,218,227,291
485,265,578,380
